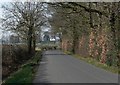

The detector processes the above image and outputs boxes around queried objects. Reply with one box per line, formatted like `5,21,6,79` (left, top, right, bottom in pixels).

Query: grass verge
65,51,120,74
2,50,42,85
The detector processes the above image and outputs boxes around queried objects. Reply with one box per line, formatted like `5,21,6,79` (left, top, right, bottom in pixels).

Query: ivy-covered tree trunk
88,2,94,57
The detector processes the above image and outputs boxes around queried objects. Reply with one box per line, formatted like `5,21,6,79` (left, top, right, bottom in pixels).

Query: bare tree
1,2,46,54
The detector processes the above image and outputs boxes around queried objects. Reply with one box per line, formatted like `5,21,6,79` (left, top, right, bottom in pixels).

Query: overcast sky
0,2,3,39
0,0,50,39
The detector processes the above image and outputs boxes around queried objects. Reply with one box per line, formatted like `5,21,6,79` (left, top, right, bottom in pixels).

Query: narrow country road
33,50,118,83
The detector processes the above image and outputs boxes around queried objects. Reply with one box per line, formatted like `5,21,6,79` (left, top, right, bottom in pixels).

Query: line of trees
48,2,120,66
1,2,120,66
1,2,47,54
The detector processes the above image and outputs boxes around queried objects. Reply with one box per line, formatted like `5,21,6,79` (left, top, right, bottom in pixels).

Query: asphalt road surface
33,50,118,83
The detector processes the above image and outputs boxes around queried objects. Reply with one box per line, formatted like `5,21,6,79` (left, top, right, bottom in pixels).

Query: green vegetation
36,43,59,51
3,66,33,84
51,2,120,69
2,50,42,84
65,51,119,74
75,55,119,74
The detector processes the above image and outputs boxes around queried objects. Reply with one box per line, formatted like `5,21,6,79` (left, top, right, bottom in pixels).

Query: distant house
49,35,56,44
36,34,42,43
43,31,50,43
10,35,19,43
1,35,9,44
42,31,61,44
43,34,50,42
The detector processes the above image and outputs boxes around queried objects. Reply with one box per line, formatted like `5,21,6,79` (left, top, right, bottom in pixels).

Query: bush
3,51,42,84
40,45,58,50
2,44,31,80
106,51,119,67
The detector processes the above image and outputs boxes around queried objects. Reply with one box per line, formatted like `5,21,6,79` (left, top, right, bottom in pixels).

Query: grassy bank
2,50,42,84
65,51,119,74
2,44,29,79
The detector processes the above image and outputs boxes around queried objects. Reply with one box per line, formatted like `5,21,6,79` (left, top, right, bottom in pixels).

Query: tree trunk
117,2,120,67
89,2,94,28
110,3,116,48
88,2,94,57
28,27,33,54
72,35,79,54
33,32,36,53
72,20,79,54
